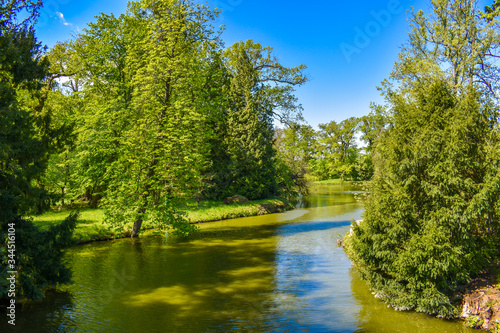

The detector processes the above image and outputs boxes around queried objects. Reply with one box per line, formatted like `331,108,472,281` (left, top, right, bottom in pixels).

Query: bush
0,213,77,303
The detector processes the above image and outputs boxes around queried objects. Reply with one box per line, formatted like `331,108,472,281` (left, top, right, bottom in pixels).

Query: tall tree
104,0,221,237
386,0,500,99
316,117,359,180
222,40,308,199
346,0,500,318
0,0,76,303
346,80,500,318
70,13,133,208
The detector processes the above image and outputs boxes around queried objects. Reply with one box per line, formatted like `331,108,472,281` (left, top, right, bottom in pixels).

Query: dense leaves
345,0,500,318
346,80,500,317
0,0,76,303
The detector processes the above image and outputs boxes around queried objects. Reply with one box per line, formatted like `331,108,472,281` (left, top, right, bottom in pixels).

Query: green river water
3,184,475,332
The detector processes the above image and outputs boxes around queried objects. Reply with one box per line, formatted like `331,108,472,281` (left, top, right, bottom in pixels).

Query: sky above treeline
34,0,491,128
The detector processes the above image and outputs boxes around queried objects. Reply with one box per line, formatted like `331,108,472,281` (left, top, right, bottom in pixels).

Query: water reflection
0,184,476,332
350,269,473,333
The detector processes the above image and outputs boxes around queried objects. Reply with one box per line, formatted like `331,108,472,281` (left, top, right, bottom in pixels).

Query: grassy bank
30,197,293,244
311,179,345,185
311,179,368,189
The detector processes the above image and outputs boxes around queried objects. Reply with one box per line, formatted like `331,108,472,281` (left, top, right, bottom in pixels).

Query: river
3,184,474,332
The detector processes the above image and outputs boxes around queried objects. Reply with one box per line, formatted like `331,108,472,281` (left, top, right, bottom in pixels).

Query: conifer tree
0,0,76,303
223,40,308,199
346,80,500,318
345,0,500,317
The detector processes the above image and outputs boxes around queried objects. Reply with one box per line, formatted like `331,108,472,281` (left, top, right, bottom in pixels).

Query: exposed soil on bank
459,271,500,331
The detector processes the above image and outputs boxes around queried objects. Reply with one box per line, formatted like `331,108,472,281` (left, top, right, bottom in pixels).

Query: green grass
30,197,293,244
311,179,346,185
185,198,291,223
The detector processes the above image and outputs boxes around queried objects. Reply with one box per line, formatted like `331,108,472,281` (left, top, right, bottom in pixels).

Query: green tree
70,13,133,208
0,0,76,303
103,0,221,237
387,0,500,99
274,123,316,196
198,52,232,201
359,103,388,153
316,117,359,180
222,40,308,199
346,80,500,318
38,43,82,206
346,0,500,318
483,0,500,21
356,104,389,180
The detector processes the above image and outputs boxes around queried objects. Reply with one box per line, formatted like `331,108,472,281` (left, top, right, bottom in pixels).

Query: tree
359,103,388,153
346,80,500,318
316,117,359,180
0,0,76,303
346,0,500,318
68,13,133,208
483,0,500,21
274,123,316,196
103,0,221,237
222,40,308,199
356,104,389,181
386,0,500,99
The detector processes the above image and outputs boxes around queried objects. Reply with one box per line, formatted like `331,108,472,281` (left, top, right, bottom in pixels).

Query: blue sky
36,0,437,128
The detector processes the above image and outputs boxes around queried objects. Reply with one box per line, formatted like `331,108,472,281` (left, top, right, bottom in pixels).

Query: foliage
466,315,483,328
274,122,315,197
483,0,500,21
222,40,307,200
346,1,500,318
39,1,308,236
314,117,360,181
359,103,389,152
385,0,500,99
0,0,76,303
0,213,77,302
346,80,500,318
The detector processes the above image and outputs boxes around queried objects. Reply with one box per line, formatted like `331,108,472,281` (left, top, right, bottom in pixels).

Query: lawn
30,197,293,244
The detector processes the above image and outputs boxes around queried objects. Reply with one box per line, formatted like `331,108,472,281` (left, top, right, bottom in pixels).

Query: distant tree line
274,105,388,185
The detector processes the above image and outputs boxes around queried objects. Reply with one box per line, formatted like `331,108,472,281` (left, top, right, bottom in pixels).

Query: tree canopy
38,0,308,237
0,0,76,303
345,0,500,318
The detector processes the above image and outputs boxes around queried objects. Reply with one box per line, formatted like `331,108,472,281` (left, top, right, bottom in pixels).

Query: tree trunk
90,192,101,208
130,218,143,238
130,207,146,238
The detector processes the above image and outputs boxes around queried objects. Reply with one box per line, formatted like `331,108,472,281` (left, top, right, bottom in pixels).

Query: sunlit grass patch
311,178,345,185
30,197,293,244
186,198,291,223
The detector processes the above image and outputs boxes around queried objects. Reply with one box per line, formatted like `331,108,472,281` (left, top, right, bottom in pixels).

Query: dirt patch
459,273,500,331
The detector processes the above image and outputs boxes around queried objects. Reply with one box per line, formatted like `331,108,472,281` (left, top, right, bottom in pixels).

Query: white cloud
56,12,72,26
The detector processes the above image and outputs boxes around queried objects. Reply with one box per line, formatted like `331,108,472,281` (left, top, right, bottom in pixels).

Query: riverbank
31,197,293,244
460,271,500,332
344,221,500,332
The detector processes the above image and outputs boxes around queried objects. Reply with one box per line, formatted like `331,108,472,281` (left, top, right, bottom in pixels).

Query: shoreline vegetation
345,221,500,331
30,197,294,245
